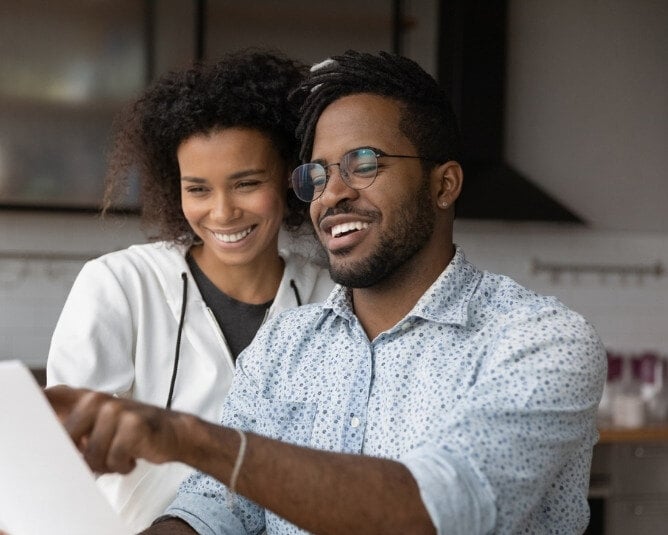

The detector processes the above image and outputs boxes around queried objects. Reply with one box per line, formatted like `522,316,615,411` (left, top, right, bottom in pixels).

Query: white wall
0,211,144,367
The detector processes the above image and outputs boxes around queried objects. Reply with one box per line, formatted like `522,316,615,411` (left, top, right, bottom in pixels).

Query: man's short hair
293,50,461,167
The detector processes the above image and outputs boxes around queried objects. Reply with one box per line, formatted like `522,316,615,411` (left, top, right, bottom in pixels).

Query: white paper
0,360,131,535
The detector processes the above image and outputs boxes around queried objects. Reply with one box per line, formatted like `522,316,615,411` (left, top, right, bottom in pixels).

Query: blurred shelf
0,94,123,117
599,425,668,443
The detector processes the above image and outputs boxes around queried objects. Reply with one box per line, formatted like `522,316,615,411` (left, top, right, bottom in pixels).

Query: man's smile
330,221,370,238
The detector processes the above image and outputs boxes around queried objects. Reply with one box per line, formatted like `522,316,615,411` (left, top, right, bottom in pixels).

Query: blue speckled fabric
166,246,606,535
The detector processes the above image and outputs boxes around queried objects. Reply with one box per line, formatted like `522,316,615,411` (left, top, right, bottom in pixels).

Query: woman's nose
210,191,240,220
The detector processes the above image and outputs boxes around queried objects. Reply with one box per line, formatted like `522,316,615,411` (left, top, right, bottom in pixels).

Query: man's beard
326,177,435,288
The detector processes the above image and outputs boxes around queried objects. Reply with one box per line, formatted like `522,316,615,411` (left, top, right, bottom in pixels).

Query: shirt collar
409,245,481,326
316,284,353,328
316,245,481,329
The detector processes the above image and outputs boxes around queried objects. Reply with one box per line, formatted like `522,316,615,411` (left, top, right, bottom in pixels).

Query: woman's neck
189,245,284,304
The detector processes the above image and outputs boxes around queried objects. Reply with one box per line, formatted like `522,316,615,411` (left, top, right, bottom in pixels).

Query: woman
46,50,333,530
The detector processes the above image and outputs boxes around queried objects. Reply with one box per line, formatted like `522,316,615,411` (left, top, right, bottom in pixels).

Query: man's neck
351,244,455,340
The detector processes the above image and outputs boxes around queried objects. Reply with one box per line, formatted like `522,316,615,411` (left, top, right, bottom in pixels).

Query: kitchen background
2,0,665,367
0,1,667,532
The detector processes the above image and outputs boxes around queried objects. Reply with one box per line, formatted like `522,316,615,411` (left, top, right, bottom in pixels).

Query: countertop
598,425,668,443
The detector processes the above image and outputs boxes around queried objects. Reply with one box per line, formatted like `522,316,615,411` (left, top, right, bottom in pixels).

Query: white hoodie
47,240,334,531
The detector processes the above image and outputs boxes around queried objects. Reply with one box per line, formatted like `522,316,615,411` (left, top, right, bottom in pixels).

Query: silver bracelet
229,428,247,495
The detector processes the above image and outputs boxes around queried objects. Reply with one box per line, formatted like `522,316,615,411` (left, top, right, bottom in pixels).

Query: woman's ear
433,161,463,210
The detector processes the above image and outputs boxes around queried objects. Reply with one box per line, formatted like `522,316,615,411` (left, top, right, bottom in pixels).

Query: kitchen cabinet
1,0,401,212
589,427,668,534
0,0,194,210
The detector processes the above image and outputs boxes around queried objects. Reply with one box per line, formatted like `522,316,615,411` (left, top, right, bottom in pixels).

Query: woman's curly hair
103,48,308,244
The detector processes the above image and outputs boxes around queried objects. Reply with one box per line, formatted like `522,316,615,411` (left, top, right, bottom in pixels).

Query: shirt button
351,416,361,428
400,322,411,331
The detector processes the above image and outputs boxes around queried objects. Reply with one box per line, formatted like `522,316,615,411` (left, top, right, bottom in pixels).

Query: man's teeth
331,221,369,238
213,227,253,243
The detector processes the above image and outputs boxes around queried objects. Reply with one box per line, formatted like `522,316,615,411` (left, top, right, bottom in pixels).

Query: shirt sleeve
402,304,606,534
402,444,496,534
46,259,135,394
164,475,262,535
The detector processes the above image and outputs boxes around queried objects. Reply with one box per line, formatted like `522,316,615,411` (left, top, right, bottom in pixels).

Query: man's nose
318,164,359,207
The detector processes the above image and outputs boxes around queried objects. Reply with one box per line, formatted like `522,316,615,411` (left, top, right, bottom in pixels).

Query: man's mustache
318,201,378,226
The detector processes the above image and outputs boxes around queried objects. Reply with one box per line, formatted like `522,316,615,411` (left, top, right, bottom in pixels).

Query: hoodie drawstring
166,272,188,409
289,279,302,306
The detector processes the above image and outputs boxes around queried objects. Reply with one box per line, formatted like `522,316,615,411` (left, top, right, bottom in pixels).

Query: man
48,51,606,534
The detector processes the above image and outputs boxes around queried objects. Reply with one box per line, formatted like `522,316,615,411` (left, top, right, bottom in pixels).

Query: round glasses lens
343,148,378,185
291,164,326,202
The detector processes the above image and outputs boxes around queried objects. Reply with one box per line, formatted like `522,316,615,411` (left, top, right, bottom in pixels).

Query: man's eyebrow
310,146,381,165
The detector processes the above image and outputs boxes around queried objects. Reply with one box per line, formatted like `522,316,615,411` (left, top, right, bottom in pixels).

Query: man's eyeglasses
290,147,438,202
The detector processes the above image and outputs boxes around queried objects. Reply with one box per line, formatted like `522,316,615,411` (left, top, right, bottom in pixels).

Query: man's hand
44,384,85,422
44,386,192,475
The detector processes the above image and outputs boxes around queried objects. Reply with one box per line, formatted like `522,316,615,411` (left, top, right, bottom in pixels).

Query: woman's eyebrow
180,169,266,182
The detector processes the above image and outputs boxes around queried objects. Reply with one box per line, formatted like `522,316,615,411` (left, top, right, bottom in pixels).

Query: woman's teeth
213,227,253,243
331,221,369,238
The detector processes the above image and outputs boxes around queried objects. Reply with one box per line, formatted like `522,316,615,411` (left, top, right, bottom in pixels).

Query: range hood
456,160,583,222
438,1,583,224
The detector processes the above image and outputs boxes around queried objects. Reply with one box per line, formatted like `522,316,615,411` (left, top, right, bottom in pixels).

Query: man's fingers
109,409,163,472
89,402,157,473
82,399,123,473
45,387,178,474
63,390,112,449
43,385,85,422
111,407,182,470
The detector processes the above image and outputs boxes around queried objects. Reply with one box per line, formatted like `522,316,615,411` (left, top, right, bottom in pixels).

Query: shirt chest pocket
248,398,317,447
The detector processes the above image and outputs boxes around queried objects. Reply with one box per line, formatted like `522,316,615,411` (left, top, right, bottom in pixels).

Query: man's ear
432,161,463,210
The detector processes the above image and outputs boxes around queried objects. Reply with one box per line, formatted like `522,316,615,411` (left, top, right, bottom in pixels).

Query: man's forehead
318,93,402,116
312,94,405,156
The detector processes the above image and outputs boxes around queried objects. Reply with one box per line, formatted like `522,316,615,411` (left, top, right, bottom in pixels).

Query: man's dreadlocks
293,50,461,168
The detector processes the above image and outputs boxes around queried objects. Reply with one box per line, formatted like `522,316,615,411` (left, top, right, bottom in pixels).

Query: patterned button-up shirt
166,246,606,534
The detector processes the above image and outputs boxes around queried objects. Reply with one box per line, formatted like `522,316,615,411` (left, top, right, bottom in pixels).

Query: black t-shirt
186,254,273,361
